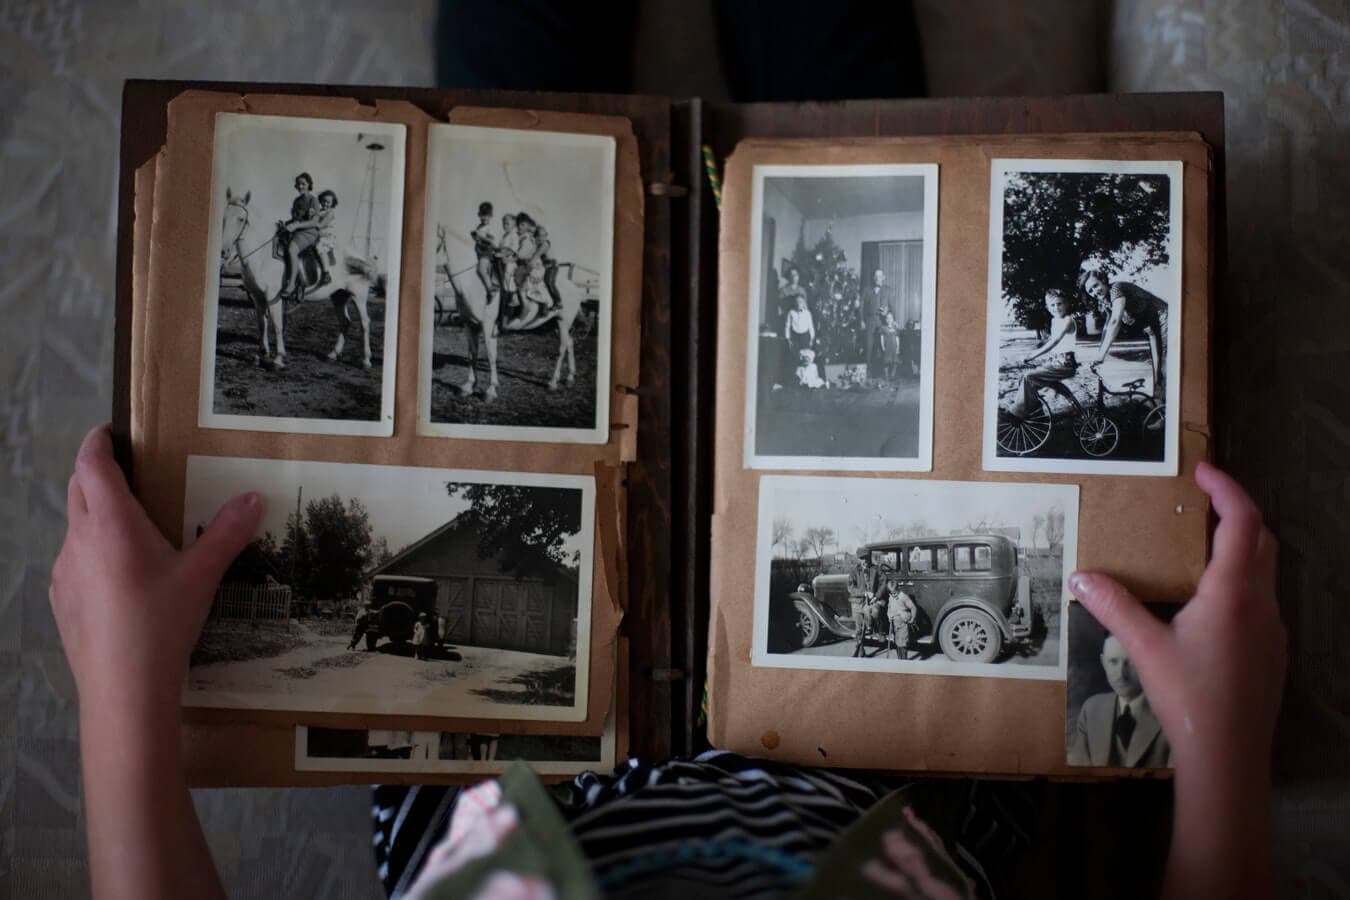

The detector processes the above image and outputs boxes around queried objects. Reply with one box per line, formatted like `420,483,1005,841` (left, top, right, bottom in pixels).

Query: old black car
784,534,1033,663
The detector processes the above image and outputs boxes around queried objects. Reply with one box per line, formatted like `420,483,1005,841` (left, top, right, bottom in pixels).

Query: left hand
49,425,263,717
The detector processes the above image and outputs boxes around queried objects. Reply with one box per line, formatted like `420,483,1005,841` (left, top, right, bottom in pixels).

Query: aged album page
707,133,1211,777
129,90,644,778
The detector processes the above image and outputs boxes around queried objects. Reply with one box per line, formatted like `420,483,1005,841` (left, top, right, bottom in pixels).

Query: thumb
1069,571,1169,671
183,493,265,585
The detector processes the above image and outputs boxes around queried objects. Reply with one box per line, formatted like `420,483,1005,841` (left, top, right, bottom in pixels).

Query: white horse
219,188,382,370
434,224,585,402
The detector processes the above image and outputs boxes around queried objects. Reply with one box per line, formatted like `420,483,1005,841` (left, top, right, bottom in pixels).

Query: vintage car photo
780,534,1033,664
754,475,1078,679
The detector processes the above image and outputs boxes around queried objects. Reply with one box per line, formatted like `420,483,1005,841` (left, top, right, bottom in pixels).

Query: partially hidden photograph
182,456,596,723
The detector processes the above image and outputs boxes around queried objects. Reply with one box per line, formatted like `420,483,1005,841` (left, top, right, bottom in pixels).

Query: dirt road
188,631,575,714
793,633,1060,669
211,287,387,421
428,312,598,428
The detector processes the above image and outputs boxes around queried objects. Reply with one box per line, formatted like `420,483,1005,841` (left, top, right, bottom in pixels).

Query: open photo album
115,82,1218,785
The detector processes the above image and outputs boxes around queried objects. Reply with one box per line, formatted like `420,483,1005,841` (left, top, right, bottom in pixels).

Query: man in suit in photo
1068,634,1173,768
863,269,893,375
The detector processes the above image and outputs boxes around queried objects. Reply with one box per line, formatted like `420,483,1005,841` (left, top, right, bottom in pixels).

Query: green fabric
795,785,973,900
419,764,598,900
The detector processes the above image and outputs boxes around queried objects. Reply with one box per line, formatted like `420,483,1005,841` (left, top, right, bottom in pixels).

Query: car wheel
938,609,1002,663
795,603,821,649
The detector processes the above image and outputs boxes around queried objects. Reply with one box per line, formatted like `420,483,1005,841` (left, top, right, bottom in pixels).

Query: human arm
49,425,263,900
1025,315,1073,363
1094,288,1129,363
1069,463,1285,900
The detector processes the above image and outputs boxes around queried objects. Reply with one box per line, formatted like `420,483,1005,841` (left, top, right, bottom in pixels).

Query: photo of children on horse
468,200,568,332
273,171,340,305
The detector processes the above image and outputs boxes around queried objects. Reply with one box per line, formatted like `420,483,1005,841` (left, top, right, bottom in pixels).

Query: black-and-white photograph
200,114,406,435
182,456,595,722
744,164,938,471
983,159,1183,476
294,710,615,775
418,124,615,444
753,475,1078,680
1066,601,1179,769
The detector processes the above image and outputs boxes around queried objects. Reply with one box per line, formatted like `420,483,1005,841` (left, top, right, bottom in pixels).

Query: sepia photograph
182,456,595,722
752,475,1078,680
294,710,615,775
983,159,1183,476
418,124,615,444
744,164,938,471
200,114,406,435
1066,601,1179,768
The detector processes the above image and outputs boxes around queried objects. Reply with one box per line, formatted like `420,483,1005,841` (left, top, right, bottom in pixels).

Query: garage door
470,578,553,654
437,578,471,642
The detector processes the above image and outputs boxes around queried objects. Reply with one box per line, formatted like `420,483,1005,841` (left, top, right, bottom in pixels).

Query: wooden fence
211,583,293,625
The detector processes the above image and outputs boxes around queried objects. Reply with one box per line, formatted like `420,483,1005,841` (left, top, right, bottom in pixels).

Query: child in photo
314,189,339,286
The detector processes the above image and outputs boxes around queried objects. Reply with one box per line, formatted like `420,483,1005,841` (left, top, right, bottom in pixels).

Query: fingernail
1069,572,1088,596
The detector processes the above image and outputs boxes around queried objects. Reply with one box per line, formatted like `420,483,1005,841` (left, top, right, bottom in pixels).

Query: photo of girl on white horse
419,124,615,444
200,114,406,436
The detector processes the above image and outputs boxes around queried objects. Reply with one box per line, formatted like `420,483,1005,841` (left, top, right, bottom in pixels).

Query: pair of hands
47,427,1286,781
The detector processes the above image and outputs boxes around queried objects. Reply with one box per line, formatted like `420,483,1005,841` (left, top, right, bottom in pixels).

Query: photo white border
182,455,596,723
750,474,1078,681
197,113,406,436
981,158,1184,477
417,124,616,444
294,708,617,775
743,163,939,472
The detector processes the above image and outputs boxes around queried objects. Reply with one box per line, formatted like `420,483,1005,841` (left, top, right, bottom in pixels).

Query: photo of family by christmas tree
747,166,938,470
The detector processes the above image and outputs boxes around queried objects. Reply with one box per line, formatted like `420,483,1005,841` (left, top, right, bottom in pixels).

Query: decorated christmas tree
790,225,865,366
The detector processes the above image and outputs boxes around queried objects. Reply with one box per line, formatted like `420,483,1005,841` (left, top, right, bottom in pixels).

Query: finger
1254,526,1279,596
1069,572,1168,669
182,493,265,585
1196,462,1264,586
862,858,910,894
66,473,88,522
73,424,136,515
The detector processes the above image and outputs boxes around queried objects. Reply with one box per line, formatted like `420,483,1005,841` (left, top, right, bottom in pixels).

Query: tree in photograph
1032,513,1046,550
280,509,312,594
448,483,582,574
802,526,836,561
791,227,865,365
220,530,284,585
1001,171,1171,330
302,495,376,605
1044,506,1066,550
772,518,796,559
370,535,394,569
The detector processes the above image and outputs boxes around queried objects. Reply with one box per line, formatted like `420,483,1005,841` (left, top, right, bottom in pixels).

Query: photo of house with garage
358,514,581,660
182,456,595,719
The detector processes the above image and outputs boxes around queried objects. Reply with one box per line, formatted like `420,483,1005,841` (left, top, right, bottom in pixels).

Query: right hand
1068,463,1285,777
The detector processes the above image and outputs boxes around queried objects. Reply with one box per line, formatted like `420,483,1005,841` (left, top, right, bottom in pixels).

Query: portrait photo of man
1066,602,1177,768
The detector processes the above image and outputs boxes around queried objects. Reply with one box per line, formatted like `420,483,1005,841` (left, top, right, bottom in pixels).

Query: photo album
115,83,1217,784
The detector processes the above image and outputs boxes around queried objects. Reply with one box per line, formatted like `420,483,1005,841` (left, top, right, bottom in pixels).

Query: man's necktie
1116,706,1137,752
